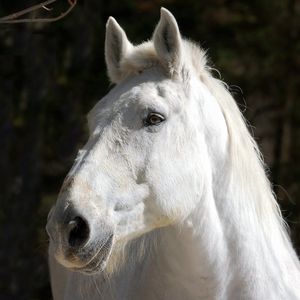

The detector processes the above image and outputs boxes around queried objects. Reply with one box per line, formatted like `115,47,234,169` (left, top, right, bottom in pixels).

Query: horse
46,8,300,300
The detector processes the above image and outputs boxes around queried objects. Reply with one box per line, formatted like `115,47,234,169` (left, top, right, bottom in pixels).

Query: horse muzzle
46,205,114,274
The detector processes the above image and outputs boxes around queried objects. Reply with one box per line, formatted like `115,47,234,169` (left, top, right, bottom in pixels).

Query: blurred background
0,0,299,299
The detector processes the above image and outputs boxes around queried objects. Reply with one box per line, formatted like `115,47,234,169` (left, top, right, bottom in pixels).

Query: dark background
0,0,299,299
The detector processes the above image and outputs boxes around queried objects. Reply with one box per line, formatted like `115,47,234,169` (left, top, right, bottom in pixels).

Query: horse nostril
68,216,90,248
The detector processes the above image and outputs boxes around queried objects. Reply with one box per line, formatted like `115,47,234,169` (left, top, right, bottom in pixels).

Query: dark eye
144,112,165,127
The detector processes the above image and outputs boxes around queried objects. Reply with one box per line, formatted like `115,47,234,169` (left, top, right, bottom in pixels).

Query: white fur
47,8,300,300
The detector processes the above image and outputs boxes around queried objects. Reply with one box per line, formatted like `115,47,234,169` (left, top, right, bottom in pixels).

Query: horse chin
71,256,109,275
69,234,114,275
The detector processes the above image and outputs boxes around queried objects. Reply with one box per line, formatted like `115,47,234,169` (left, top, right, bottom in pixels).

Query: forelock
118,39,208,81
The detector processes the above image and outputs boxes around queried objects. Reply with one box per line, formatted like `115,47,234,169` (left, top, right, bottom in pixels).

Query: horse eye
144,113,165,126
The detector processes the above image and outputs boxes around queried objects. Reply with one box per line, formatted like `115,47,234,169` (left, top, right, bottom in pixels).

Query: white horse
46,8,300,300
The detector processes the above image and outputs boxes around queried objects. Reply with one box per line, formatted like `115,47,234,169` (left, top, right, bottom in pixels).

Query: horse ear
105,17,132,83
153,8,183,76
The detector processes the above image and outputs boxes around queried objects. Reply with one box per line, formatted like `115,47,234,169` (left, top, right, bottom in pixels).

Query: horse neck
148,167,300,300
157,192,230,300
131,200,229,300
